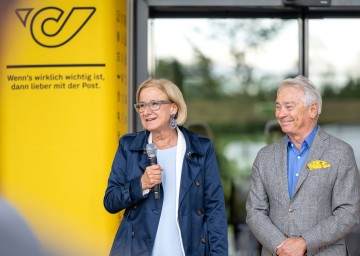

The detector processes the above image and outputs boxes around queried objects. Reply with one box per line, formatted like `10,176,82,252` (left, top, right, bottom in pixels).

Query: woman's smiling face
138,87,176,132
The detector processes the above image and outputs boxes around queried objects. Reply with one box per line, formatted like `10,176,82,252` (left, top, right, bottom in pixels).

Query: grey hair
278,75,322,116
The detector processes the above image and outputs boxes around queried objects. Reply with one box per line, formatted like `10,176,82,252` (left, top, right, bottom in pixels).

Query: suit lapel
275,138,291,203
292,128,329,198
139,152,148,173
178,154,201,206
177,127,204,207
130,130,150,175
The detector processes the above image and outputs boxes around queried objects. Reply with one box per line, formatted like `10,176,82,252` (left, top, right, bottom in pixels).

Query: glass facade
148,16,360,256
309,19,360,166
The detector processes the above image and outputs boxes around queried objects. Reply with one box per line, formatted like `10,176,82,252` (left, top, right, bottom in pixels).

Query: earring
170,114,177,129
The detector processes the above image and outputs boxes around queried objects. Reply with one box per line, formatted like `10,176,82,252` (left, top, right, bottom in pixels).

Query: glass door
147,13,360,256
150,17,299,255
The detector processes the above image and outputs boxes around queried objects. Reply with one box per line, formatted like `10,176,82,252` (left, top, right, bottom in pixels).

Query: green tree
339,77,360,98
154,58,185,91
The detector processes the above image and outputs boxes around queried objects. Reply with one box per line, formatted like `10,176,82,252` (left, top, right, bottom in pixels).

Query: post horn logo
16,7,96,48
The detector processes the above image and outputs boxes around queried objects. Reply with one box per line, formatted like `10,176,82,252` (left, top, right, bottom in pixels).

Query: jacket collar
129,130,149,153
277,126,330,201
274,126,330,201
180,126,205,157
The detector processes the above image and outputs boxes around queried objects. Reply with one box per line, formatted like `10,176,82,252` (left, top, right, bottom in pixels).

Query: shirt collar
286,124,318,149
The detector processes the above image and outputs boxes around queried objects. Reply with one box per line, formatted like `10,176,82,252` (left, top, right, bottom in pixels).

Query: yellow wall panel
0,0,126,255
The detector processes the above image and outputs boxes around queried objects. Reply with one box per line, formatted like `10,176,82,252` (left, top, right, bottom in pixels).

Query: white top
151,146,183,256
148,128,186,255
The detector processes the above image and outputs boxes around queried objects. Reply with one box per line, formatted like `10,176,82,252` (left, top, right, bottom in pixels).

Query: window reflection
150,18,298,255
150,15,360,256
309,18,360,165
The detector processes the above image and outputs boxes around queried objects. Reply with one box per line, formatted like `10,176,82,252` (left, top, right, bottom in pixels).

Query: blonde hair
135,79,188,125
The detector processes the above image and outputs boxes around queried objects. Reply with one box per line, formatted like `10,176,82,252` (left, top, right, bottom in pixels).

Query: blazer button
197,209,203,215
132,231,135,237
195,180,201,187
201,238,206,244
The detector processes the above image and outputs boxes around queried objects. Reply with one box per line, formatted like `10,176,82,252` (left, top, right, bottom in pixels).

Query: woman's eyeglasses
134,100,172,113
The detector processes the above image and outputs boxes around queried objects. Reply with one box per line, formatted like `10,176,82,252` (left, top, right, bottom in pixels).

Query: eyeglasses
134,100,173,113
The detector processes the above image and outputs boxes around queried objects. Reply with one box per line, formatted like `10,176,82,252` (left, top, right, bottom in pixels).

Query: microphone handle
149,156,160,199
149,156,157,166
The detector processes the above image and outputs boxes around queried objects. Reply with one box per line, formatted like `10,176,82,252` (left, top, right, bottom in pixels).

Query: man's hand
276,237,307,256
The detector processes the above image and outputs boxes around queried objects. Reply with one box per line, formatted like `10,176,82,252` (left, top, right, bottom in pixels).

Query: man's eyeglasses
134,100,173,113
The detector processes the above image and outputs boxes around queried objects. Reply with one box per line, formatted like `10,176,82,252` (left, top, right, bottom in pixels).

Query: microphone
146,143,160,199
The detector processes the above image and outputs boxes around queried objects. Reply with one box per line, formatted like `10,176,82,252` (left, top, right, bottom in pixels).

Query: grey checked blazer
246,127,360,256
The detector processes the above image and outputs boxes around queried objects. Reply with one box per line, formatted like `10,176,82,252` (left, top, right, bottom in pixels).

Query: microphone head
146,143,157,157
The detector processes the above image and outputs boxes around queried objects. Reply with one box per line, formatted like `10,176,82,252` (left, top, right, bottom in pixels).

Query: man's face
275,86,317,139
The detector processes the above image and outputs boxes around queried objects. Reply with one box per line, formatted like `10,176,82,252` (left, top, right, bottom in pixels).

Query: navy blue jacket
104,127,228,256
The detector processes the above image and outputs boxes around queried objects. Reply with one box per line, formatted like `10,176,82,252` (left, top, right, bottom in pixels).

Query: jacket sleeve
103,136,147,214
203,140,228,255
246,151,287,254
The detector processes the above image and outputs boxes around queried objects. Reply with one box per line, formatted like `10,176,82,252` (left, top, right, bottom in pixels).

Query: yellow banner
0,0,126,255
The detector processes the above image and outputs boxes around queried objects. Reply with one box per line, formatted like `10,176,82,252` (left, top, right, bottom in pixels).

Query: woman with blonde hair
104,79,228,256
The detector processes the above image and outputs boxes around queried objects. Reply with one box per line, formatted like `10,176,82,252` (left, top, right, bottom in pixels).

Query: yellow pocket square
307,160,331,170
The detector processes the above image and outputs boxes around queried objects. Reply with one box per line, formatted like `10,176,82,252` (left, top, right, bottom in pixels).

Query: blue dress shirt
287,125,318,199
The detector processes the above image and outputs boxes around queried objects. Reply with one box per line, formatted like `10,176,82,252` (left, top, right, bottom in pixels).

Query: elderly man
246,75,360,256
